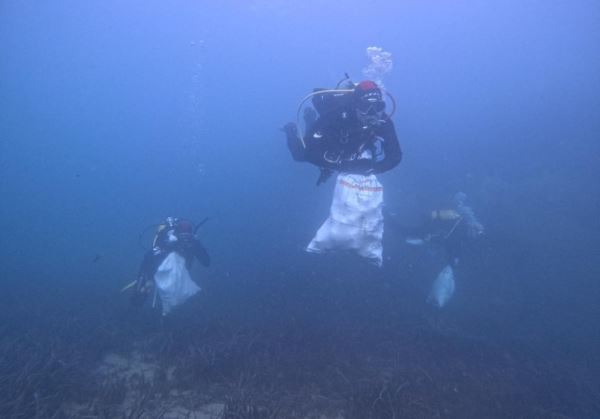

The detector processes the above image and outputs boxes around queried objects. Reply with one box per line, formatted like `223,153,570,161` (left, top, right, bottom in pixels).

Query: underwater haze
1,0,600,417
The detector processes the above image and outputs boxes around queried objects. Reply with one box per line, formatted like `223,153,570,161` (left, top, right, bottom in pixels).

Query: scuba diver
127,217,210,315
283,79,402,185
391,192,484,307
282,78,402,266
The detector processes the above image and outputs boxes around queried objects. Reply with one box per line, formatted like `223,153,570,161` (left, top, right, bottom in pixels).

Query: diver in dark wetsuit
389,193,484,307
283,80,402,184
131,217,210,305
397,193,485,268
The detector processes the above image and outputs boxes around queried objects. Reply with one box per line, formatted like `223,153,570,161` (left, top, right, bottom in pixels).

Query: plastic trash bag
154,251,201,315
427,264,455,308
307,173,384,266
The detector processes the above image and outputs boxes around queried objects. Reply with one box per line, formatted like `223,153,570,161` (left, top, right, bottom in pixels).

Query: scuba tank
295,74,397,146
311,73,355,116
311,88,354,117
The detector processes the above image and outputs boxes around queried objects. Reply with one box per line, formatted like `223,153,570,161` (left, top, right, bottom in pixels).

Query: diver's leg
131,251,161,306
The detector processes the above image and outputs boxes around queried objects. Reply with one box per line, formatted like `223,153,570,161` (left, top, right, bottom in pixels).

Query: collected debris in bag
307,173,384,267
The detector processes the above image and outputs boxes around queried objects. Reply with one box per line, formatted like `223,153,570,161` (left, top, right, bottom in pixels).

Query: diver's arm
191,240,210,267
129,251,156,306
301,125,345,171
135,249,169,291
304,139,377,174
372,119,402,174
309,118,402,175
137,251,155,286
303,146,344,171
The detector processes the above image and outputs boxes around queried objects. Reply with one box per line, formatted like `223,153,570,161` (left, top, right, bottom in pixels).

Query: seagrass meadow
1,1,599,417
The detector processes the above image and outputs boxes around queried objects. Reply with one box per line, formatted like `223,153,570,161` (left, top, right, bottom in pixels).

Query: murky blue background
1,1,599,416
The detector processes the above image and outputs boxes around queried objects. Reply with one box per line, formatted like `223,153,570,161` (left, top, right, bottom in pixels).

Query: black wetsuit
286,109,402,177
136,227,210,292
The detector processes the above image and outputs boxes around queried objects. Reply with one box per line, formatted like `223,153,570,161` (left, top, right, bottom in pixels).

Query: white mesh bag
307,173,384,266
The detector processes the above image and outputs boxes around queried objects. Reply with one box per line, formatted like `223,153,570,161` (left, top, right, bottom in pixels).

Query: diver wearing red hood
283,80,402,184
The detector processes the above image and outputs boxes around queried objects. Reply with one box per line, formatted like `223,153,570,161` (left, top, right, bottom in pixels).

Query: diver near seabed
123,217,210,316
393,192,484,308
282,77,402,267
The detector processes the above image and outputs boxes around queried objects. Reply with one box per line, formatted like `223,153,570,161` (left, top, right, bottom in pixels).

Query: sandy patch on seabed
64,350,224,418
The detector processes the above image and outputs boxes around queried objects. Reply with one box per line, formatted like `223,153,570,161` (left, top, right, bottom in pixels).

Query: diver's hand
281,122,298,137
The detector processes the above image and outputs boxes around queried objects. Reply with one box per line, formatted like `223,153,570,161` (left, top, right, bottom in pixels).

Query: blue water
1,1,599,417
